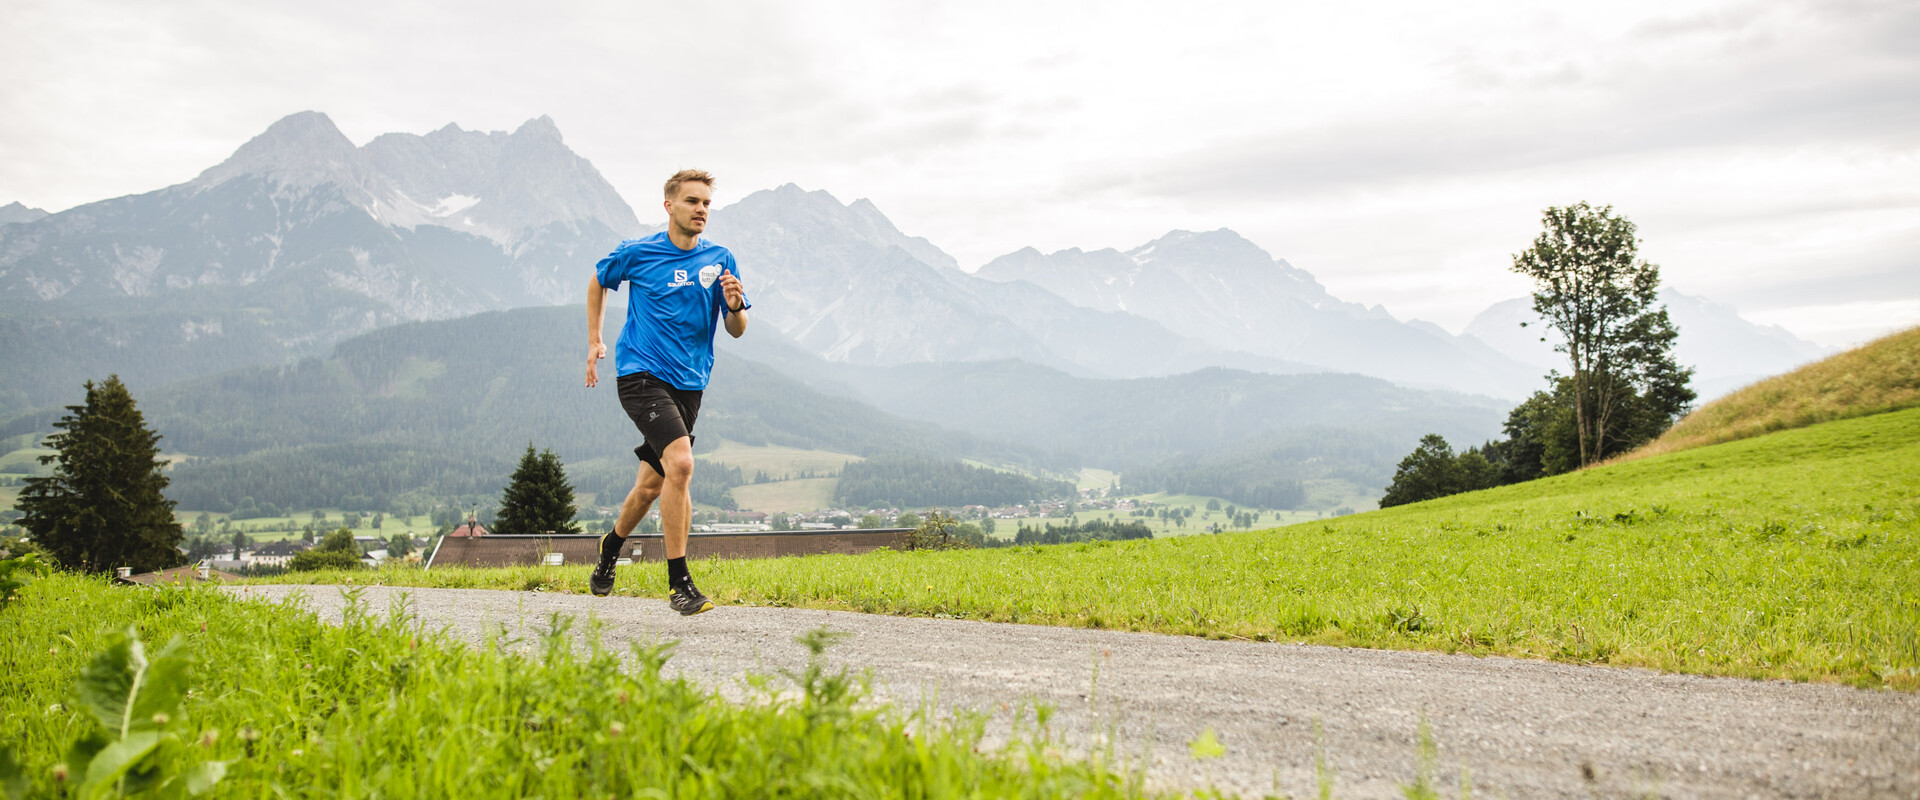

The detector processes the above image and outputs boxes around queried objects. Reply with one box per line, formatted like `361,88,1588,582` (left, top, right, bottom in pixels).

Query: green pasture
1077,467,1119,491
730,477,840,514
264,408,1920,688
0,573,1157,798
0,446,55,477
699,439,862,479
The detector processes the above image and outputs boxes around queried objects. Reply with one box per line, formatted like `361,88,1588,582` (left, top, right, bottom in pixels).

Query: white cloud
1,0,1914,343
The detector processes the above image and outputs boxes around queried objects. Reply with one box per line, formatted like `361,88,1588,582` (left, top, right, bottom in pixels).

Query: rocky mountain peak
512,115,563,141
193,111,371,191
719,184,958,271
1129,228,1272,270
0,201,50,225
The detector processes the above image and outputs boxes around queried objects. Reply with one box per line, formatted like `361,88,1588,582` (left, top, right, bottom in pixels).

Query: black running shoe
590,531,620,597
668,579,714,616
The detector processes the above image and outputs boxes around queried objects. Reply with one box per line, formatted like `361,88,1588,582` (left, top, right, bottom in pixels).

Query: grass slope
1632,324,1919,460
0,574,1155,798
260,408,1920,689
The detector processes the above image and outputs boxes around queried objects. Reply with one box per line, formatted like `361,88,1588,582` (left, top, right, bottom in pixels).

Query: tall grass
262,408,1920,689
1628,324,1920,461
1,572,1160,798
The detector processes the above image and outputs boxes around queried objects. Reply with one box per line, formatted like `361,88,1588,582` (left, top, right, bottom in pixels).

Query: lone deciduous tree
1512,203,1694,467
495,445,580,535
18,376,184,573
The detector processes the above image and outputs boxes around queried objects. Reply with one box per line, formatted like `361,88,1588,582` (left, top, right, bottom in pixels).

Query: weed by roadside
0,573,1153,798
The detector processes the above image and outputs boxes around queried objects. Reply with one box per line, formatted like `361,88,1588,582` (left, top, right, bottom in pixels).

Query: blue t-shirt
595,232,751,390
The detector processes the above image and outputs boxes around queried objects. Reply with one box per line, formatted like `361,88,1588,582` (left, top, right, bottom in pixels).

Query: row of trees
1381,203,1696,508
1008,518,1154,547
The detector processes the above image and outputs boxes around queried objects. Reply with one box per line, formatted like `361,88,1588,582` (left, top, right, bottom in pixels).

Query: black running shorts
617,371,703,477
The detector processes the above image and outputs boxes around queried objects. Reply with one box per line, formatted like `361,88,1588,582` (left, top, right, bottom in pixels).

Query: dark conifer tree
18,376,184,573
495,445,580,535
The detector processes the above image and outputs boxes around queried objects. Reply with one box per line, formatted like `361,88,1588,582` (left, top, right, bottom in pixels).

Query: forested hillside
728,342,1507,470
1121,426,1416,508
120,306,1033,512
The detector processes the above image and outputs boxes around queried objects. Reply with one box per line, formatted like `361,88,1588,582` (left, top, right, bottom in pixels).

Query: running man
585,169,748,614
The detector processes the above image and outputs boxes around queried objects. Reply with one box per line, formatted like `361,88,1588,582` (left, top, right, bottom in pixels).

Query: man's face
665,183,712,236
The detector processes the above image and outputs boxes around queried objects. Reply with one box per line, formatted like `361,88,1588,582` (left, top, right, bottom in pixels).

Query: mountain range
975,231,1541,396
0,112,641,412
0,111,1833,511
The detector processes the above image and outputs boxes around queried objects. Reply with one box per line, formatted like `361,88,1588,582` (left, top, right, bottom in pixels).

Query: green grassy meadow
729,477,841,514
0,447,56,483
699,439,863,478
264,407,1920,689
0,573,1157,798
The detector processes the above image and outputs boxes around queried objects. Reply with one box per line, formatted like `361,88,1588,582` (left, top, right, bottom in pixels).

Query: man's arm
720,273,748,338
586,276,609,387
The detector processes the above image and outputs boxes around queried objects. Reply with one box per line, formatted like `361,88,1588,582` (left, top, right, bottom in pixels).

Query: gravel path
231,585,1919,799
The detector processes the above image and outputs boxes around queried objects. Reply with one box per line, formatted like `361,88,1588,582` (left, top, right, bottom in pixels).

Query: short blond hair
664,169,714,200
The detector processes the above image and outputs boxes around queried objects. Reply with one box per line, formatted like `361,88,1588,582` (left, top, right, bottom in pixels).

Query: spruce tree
18,376,185,573
495,445,580,535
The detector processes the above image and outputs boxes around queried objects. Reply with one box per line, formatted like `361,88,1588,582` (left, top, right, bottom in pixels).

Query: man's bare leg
657,437,695,560
591,459,664,596
614,465,664,538
655,437,709,613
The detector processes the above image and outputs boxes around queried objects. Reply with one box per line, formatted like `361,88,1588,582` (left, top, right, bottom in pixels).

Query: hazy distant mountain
130,305,1020,512
975,230,1539,397
1463,289,1832,401
0,202,48,225
118,304,1501,511
719,326,1505,475
0,111,647,412
708,185,1314,379
2,111,637,310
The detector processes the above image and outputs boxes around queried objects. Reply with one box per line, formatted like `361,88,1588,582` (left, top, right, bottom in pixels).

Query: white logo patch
698,265,722,289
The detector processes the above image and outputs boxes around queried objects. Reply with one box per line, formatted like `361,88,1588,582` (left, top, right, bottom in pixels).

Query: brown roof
426,534,597,569
118,565,243,585
449,522,489,538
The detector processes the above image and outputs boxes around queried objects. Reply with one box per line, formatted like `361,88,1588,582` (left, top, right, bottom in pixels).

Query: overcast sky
4,0,1915,346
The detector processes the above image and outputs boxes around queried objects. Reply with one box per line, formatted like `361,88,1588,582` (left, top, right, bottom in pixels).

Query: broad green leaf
74,628,143,734
0,745,27,800
62,730,108,790
80,731,160,792
1187,726,1225,760
184,760,228,796
127,636,192,732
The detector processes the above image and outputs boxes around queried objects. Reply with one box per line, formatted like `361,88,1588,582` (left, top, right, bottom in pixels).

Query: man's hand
720,273,745,313
586,341,607,388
